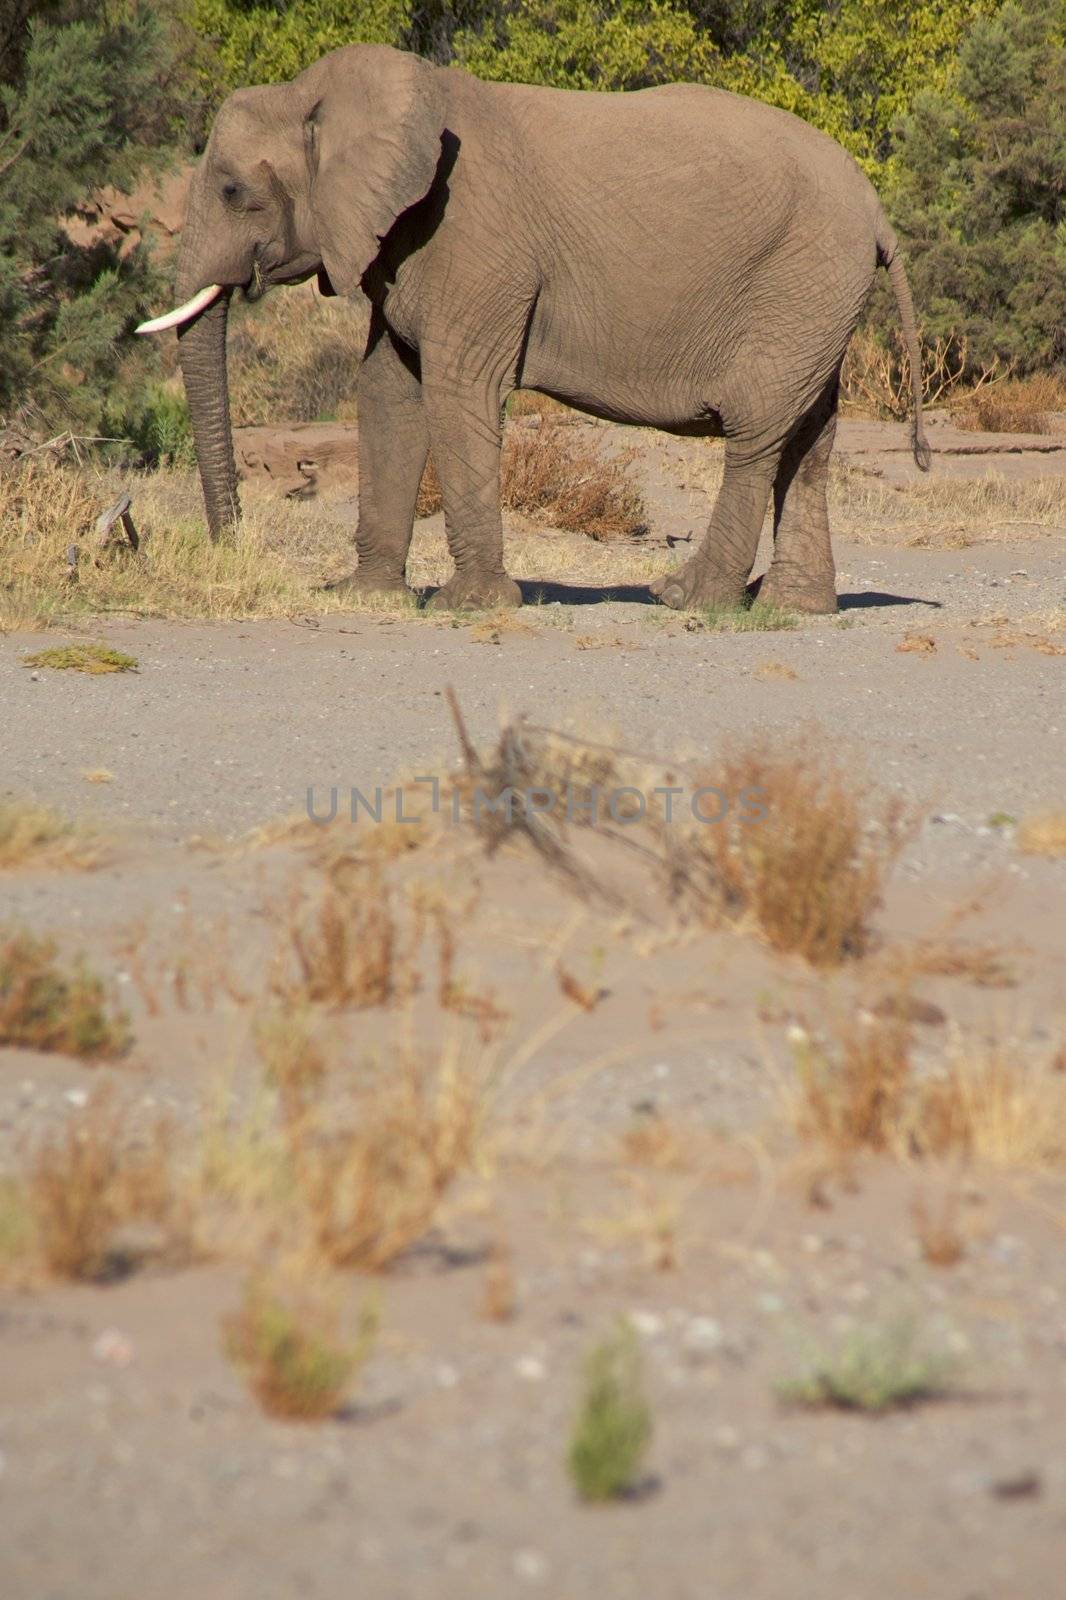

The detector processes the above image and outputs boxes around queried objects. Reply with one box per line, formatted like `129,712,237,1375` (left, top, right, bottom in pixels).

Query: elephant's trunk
176,289,239,540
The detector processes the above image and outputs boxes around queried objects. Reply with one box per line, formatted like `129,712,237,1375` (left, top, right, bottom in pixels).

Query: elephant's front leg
337,313,429,596
422,379,522,611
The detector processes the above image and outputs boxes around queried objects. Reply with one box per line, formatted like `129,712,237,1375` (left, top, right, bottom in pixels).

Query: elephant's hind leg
753,385,839,615
335,312,429,597
652,437,781,612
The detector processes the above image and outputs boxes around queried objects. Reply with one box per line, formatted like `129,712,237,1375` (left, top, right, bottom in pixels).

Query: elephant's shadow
418,579,943,610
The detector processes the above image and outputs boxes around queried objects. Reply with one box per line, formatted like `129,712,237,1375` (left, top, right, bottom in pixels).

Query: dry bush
690,737,913,965
0,928,130,1059
791,1012,1066,1171
911,1191,966,1268
416,420,647,540
0,799,99,871
917,1045,1066,1169
503,418,647,540
289,1045,489,1271
840,329,1004,419
792,1012,913,1157
25,1089,176,1281
953,375,1066,435
1017,812,1066,858
273,866,421,1010
227,288,368,425
223,1271,377,1420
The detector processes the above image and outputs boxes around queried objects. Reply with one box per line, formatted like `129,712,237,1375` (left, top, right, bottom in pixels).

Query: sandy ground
1,418,1065,1599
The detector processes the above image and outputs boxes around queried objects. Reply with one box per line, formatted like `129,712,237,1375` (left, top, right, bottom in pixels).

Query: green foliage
0,5,185,431
455,1,717,90
567,1321,652,1502
191,0,414,90
104,378,196,466
778,1316,958,1413
888,0,1066,375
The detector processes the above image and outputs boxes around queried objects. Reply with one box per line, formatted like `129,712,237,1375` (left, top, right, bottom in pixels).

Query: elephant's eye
222,180,240,202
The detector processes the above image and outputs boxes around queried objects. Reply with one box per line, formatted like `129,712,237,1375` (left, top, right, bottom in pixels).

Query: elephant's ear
305,47,446,295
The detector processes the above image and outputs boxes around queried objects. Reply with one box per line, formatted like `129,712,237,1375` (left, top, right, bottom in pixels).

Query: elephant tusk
135,284,224,335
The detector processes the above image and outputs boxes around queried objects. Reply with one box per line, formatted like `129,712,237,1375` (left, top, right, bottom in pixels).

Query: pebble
514,1355,546,1382
65,1087,89,1109
682,1316,725,1357
92,1328,135,1368
513,1549,549,1584
628,1310,664,1339
435,1363,460,1389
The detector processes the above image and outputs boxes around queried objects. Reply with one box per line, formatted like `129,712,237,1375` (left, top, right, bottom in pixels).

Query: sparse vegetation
288,1044,490,1272
25,1090,175,1281
0,799,99,871
953,376,1066,435
792,1010,1066,1170
568,1322,653,1502
693,737,912,965
223,1272,377,1420
21,642,139,674
274,867,417,1009
778,1317,956,1413
0,928,130,1059
698,602,797,632
1017,813,1066,858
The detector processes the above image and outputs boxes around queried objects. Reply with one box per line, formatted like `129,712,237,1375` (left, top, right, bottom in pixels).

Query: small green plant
223,1274,378,1421
21,643,139,675
987,812,1017,829
0,928,130,1059
778,1317,956,1413
697,603,798,633
567,1321,653,1502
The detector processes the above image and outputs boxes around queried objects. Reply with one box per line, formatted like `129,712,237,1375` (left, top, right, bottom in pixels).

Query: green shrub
567,1322,652,1502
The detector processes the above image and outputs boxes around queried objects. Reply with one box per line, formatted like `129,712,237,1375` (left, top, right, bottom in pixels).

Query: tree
889,0,1066,374
0,4,189,430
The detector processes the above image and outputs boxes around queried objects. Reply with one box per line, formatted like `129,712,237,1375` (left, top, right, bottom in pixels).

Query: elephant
138,44,931,614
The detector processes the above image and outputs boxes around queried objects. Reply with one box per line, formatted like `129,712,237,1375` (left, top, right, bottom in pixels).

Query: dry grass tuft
0,928,130,1058
1017,812,1066,858
0,798,100,871
792,1011,912,1157
690,737,913,965
273,866,419,1010
26,1089,176,1281
953,375,1066,435
289,1045,490,1272
791,1011,1066,1170
911,1191,966,1268
223,1271,377,1420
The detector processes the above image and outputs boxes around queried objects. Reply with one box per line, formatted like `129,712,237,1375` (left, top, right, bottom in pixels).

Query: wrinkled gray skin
172,44,930,613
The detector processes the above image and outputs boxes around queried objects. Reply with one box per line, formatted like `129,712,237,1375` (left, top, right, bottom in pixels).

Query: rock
92,1328,135,1367
514,1355,546,1382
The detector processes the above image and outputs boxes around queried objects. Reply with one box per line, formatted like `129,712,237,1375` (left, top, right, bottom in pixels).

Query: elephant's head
137,46,446,538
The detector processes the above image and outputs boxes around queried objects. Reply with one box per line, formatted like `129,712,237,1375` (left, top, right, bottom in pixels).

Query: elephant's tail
876,221,932,472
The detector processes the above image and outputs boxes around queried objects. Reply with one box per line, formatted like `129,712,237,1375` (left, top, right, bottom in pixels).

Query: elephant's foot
325,567,411,600
427,571,523,612
750,566,838,615
650,559,749,613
